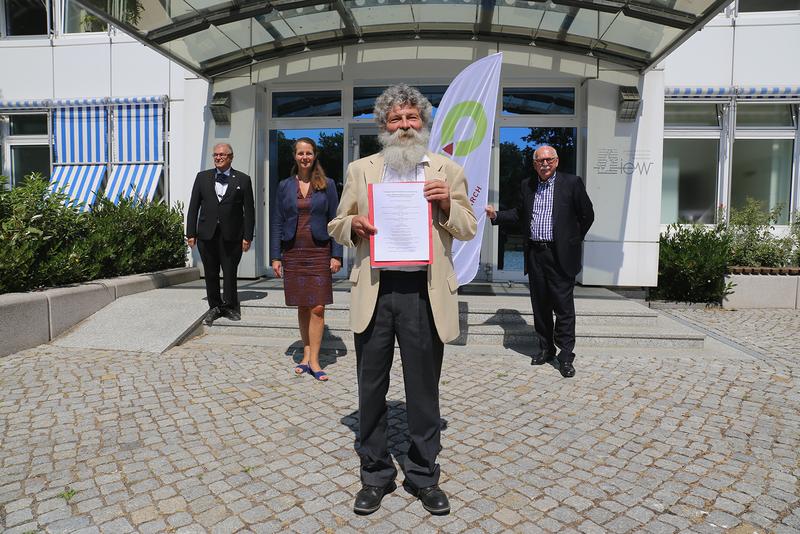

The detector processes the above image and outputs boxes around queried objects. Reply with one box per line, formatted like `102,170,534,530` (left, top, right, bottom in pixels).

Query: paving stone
1,305,799,532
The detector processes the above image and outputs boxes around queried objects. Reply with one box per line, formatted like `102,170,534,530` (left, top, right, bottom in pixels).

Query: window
662,103,723,224
65,0,108,33
736,103,795,128
502,88,575,116
661,139,719,224
10,114,47,135
353,86,447,119
1,113,50,187
664,103,720,128
272,91,342,118
738,0,800,12
3,0,48,36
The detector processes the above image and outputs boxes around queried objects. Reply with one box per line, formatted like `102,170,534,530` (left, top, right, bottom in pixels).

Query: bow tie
215,172,229,185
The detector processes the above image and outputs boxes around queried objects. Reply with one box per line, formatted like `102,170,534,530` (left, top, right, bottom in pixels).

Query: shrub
726,198,794,267
0,173,93,293
0,173,187,294
652,223,733,304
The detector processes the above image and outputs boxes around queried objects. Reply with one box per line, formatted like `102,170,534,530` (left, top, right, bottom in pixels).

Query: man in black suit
186,143,255,325
486,145,594,378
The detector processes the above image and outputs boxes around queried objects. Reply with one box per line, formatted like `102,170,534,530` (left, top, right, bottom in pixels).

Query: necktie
215,172,228,185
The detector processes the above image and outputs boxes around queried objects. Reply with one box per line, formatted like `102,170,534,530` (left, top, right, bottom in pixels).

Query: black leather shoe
403,482,450,515
203,307,223,326
531,352,554,366
558,360,576,378
223,307,241,321
353,482,396,515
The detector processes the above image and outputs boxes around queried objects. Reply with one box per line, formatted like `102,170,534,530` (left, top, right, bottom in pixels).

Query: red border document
368,182,433,267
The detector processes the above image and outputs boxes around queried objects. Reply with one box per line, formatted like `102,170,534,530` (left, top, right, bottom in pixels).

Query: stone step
236,303,659,327
201,316,704,349
190,326,704,352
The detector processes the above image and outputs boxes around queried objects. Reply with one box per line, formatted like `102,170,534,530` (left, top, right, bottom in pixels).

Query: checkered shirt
530,173,555,242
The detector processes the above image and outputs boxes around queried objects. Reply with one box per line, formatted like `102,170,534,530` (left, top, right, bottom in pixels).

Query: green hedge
0,173,187,294
655,198,800,303
652,223,733,304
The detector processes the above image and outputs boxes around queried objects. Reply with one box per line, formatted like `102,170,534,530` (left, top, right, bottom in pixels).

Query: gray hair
213,142,233,156
373,84,433,129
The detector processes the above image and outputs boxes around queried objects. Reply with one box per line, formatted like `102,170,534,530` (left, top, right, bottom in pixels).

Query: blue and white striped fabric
738,86,800,99
0,99,49,109
105,164,163,204
666,86,800,100
665,87,734,99
53,106,108,164
114,103,164,163
49,165,106,212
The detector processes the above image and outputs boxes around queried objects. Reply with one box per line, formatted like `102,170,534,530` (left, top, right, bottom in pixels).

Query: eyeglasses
534,157,557,165
213,153,232,158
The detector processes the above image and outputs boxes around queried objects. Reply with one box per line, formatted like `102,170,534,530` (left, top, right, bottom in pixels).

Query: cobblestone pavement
2,310,800,533
666,308,800,367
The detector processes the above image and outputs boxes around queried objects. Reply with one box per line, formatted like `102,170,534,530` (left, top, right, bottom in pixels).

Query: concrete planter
0,267,200,357
723,269,800,309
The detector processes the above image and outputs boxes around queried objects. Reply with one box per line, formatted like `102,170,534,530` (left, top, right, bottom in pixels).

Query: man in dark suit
486,145,594,378
186,143,255,325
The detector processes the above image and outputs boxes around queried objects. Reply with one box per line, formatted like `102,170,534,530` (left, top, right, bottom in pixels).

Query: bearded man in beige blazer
328,84,476,516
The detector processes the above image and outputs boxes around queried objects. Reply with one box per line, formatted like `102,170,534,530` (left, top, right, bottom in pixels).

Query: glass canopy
76,0,730,78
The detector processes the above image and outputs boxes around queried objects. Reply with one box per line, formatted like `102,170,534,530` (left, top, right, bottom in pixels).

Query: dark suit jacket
493,172,594,278
186,168,255,242
270,176,343,261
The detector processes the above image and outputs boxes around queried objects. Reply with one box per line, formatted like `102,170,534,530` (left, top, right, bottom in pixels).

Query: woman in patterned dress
270,138,342,381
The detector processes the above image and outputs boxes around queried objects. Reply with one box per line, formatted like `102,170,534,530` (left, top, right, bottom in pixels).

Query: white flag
429,53,502,286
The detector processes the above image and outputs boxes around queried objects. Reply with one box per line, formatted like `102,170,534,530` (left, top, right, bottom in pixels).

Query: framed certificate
368,182,433,267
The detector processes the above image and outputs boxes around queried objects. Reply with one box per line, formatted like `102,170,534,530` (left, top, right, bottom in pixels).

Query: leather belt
528,240,553,249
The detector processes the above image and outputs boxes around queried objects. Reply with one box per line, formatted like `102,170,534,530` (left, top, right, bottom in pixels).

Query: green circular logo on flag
439,101,488,157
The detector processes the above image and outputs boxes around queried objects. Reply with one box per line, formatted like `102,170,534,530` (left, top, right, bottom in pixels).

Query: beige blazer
327,152,477,343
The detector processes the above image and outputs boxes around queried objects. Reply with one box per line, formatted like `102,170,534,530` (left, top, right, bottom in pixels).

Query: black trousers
527,244,577,363
197,225,243,311
354,271,444,489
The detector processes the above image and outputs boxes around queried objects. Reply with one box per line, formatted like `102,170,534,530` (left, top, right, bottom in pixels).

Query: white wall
663,9,800,88
581,68,664,286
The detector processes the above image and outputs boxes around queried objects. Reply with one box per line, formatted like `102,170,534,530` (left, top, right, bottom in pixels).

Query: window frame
0,0,52,38
0,111,51,188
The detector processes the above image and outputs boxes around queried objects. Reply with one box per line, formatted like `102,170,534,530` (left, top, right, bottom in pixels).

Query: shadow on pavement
341,401,449,469
286,325,348,367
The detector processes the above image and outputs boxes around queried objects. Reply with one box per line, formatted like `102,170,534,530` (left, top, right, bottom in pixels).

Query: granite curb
0,267,200,357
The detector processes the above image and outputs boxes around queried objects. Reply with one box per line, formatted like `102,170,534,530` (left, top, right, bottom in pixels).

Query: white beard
379,127,430,175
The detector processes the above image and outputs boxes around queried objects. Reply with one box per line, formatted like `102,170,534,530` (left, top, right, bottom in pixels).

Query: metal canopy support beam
475,0,496,37
335,0,362,38
553,0,694,29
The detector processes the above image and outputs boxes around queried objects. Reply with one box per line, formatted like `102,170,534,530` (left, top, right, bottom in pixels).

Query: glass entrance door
349,126,380,162
493,127,577,281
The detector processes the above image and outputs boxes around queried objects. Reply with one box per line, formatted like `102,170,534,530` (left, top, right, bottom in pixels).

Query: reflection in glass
736,104,795,128
269,128,344,205
10,146,50,187
731,139,793,224
273,91,342,118
358,134,381,160
65,0,108,32
664,103,720,128
4,0,48,35
661,139,718,224
497,127,577,272
353,86,446,119
502,88,575,116
9,114,47,136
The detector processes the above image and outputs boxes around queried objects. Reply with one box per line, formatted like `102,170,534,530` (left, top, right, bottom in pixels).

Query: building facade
1,0,798,286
